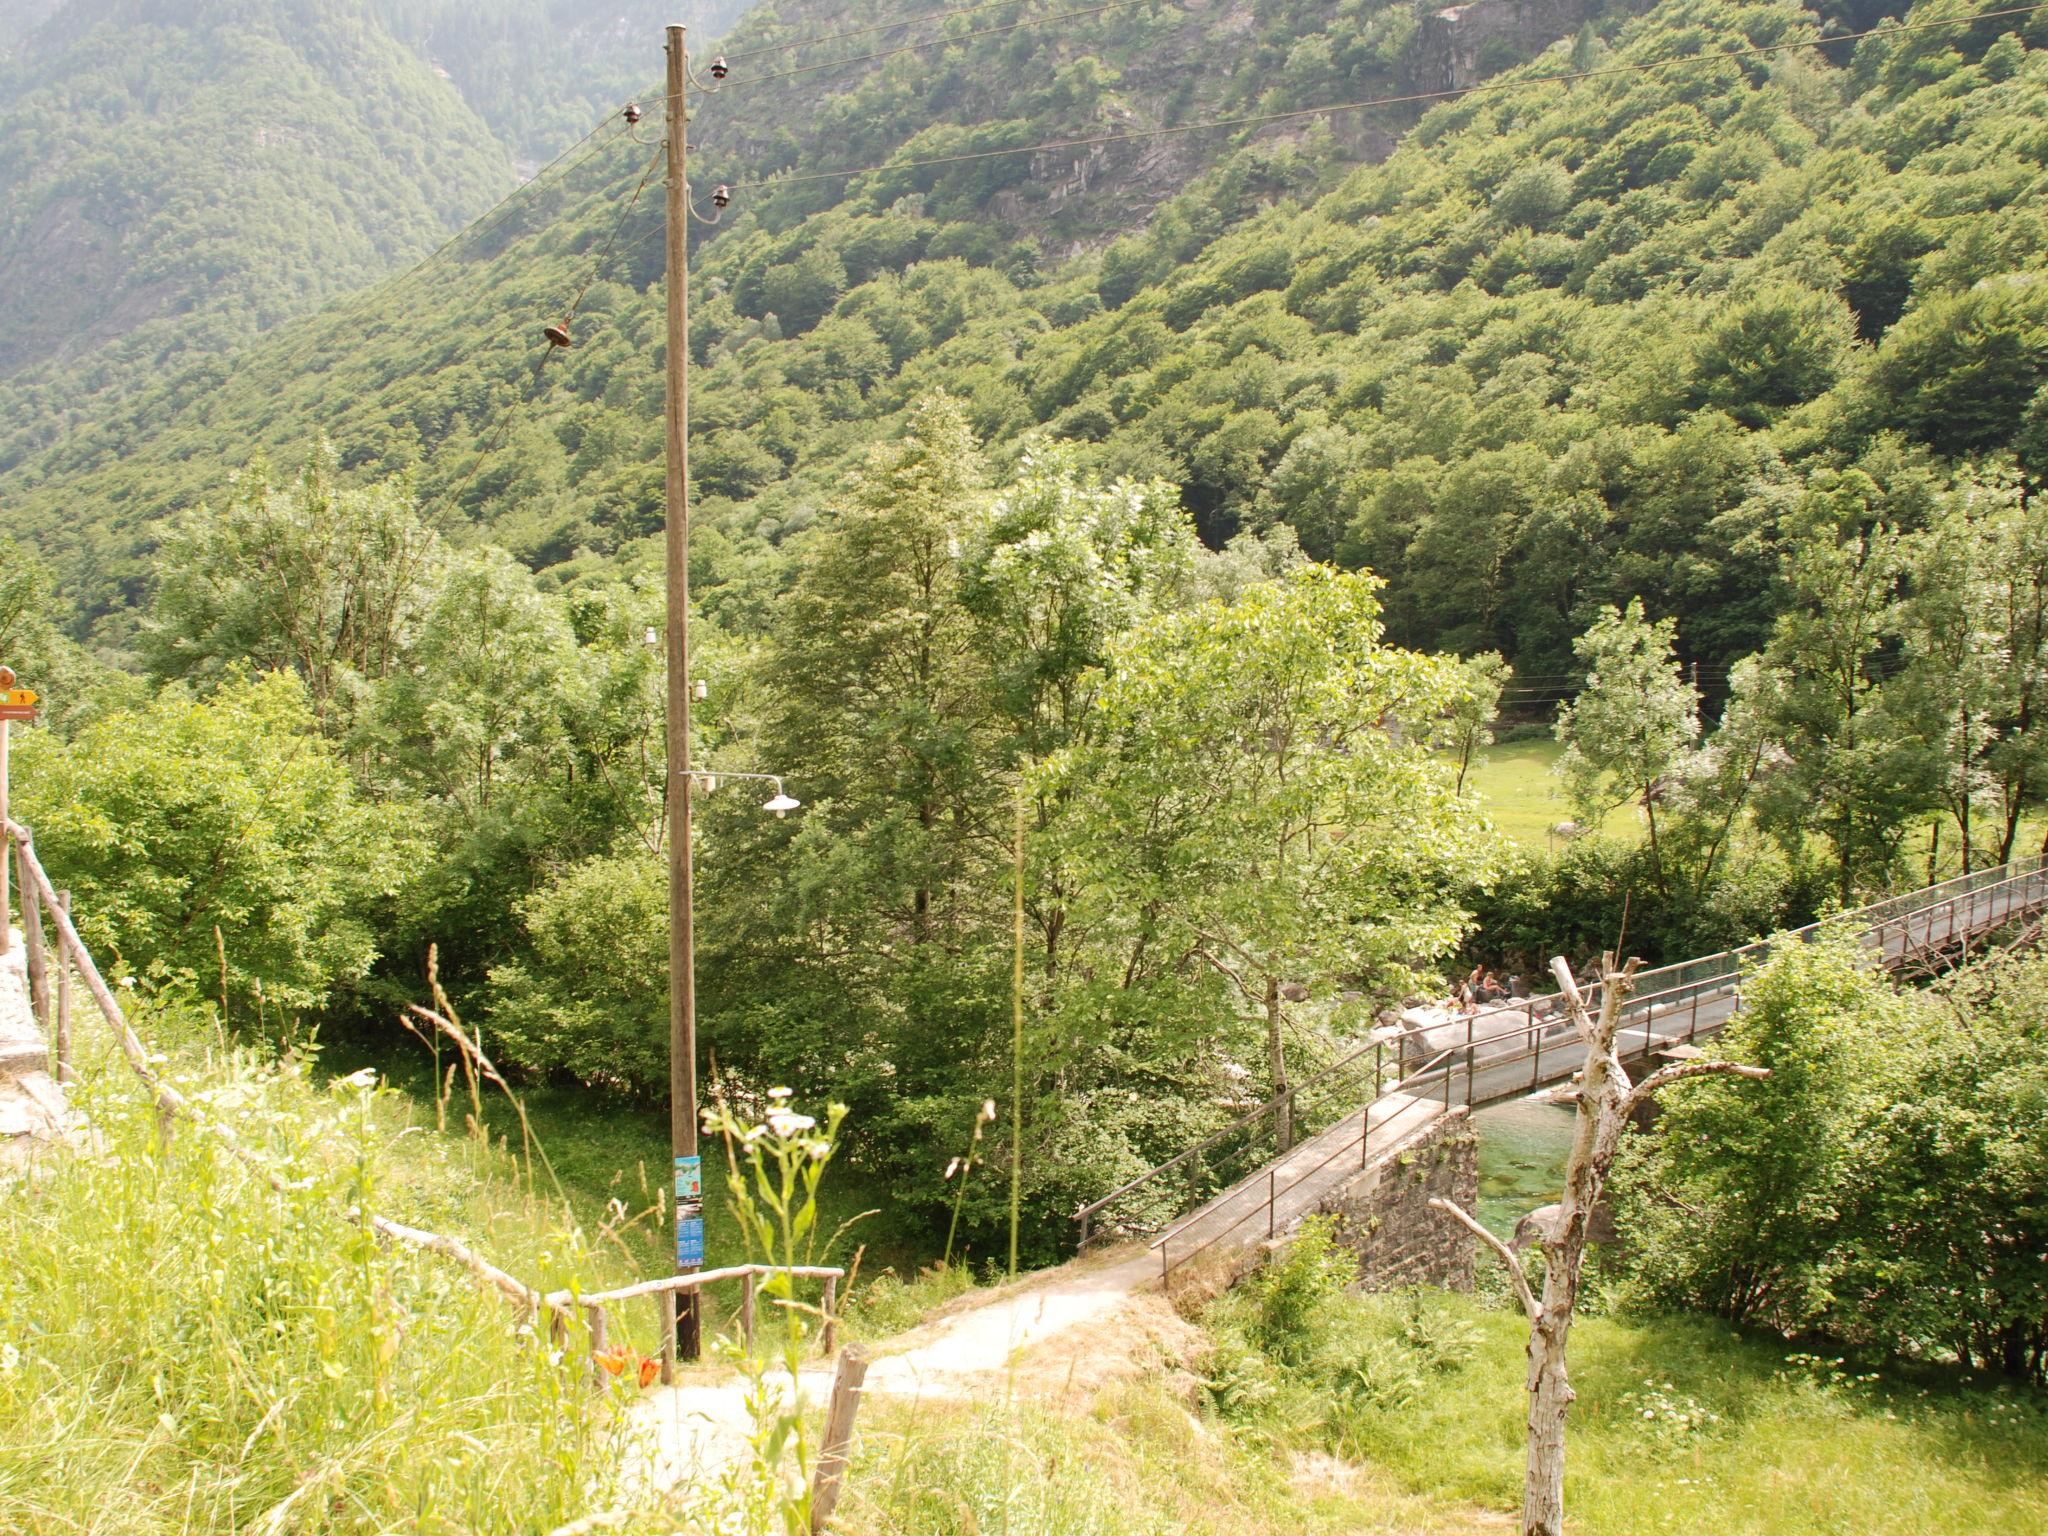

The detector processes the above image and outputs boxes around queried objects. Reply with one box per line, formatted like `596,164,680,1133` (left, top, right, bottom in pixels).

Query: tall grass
0,991,655,1534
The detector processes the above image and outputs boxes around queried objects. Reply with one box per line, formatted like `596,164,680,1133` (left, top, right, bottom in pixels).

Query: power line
561,142,670,327
733,0,1174,85
439,144,670,511
726,3,2048,189
397,107,638,295
724,0,1088,62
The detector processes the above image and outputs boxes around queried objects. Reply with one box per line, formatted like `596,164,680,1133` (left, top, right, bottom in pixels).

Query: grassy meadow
0,999,648,1534
1462,738,1639,849
1191,1278,2048,1536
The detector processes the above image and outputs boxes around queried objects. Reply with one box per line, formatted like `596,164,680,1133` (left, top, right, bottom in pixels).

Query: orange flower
593,1345,662,1388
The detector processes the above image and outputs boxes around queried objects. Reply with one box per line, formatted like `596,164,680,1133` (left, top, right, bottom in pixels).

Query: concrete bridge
1077,854,2048,1289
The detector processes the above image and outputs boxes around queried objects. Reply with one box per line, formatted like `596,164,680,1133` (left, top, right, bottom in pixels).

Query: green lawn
1464,738,1641,850
1467,737,2046,882
1346,1299,2048,1536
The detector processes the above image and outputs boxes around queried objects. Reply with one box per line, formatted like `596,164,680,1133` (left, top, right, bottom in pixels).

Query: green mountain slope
0,0,514,381
3,0,1614,622
12,0,2048,678
369,1,756,162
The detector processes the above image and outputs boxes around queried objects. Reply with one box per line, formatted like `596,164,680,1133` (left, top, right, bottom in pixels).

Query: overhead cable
727,4,2048,188
733,0,1173,85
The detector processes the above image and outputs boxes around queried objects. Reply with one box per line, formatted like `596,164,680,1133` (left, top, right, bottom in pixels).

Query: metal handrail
1076,853,2048,1252
1072,1034,1390,1232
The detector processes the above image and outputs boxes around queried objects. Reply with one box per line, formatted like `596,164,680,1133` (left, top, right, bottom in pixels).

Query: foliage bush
1614,934,2048,1383
11,671,422,1015
1202,1218,1483,1455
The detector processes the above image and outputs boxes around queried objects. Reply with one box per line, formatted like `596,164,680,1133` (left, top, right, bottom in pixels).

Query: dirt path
629,1244,1186,1489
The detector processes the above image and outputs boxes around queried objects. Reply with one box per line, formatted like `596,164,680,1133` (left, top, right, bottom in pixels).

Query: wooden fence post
821,1274,839,1356
586,1304,607,1388
55,891,72,1084
16,838,48,1032
658,1289,677,1384
740,1269,756,1350
808,1344,869,1534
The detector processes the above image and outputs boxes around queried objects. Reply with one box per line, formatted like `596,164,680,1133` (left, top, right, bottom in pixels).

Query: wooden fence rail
3,816,843,1389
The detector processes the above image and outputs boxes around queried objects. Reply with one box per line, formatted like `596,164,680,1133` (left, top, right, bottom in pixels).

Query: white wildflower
980,1098,997,1122
766,1110,816,1137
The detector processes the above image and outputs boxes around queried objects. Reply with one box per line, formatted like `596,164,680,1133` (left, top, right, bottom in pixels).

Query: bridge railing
1075,852,2048,1253
1073,1034,1402,1248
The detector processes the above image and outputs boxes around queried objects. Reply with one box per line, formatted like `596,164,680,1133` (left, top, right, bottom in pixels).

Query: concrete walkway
0,940,70,1167
630,1244,1167,1488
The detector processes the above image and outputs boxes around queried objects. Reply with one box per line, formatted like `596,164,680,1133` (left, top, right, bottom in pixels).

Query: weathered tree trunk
1432,954,1768,1536
1524,1312,1573,1536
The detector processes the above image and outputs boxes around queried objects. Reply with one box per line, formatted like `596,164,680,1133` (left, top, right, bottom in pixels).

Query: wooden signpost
0,663,34,952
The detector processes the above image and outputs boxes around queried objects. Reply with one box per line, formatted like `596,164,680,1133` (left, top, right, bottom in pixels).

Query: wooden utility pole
663,21,703,1364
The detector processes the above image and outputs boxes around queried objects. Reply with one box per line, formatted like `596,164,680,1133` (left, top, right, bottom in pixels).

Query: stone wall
1314,1106,1478,1292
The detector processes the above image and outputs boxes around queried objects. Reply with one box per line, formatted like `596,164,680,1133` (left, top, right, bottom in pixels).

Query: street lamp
686,768,801,819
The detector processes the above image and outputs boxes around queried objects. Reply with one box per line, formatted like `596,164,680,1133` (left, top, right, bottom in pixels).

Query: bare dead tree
1431,953,1769,1536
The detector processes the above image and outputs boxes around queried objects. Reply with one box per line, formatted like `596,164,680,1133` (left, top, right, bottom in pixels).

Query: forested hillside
0,0,757,539
8,0,2048,1255
7,0,2046,681
368,0,755,161
0,0,511,380
2,0,1604,618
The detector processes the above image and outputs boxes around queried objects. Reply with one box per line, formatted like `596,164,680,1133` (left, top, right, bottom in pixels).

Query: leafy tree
1686,285,1854,428
487,849,669,1089
1555,598,1699,894
10,671,418,1016
371,547,578,817
1614,934,1917,1331
756,396,992,946
959,444,1198,764
1864,279,2048,458
1618,934,2048,1383
1750,473,1925,900
146,452,441,737
1438,651,1510,795
1897,476,2048,868
1043,565,1495,1150
0,534,53,664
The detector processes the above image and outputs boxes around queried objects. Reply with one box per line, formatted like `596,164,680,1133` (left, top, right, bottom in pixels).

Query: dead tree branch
1430,1196,1538,1321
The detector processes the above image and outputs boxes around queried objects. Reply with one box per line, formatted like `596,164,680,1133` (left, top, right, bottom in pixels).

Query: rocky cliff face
1411,0,1604,91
